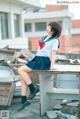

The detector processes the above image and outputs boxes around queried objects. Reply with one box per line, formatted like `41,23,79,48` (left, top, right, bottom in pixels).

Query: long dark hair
48,22,62,38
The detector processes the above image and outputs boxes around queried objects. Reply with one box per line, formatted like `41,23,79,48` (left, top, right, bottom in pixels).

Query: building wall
0,1,28,49
29,37,40,51
25,5,80,54
25,18,72,53
72,20,80,28
70,34,80,54
28,35,72,53
70,20,80,53
46,5,68,11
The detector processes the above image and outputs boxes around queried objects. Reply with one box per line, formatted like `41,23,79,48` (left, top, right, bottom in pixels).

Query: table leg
39,74,53,116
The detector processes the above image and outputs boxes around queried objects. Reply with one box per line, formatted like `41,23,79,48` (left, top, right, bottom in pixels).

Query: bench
29,64,80,116
13,64,80,116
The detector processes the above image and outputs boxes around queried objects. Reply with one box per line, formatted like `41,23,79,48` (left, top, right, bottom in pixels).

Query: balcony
18,0,40,7
2,0,40,8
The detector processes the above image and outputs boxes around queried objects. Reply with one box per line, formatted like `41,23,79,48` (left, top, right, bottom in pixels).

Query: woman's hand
50,65,56,70
50,50,56,71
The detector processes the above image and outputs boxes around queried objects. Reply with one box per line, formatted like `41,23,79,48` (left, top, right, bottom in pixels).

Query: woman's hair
48,22,62,38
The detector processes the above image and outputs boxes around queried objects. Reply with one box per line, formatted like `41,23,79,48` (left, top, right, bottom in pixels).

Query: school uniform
26,36,59,70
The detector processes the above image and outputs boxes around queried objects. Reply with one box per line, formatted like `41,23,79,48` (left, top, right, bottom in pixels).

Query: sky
40,0,80,19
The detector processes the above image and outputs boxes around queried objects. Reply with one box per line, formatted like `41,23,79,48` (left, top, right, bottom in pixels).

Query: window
14,14,20,37
0,12,9,39
35,22,46,31
25,23,32,32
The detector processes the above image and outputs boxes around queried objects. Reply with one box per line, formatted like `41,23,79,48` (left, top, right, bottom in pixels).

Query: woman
17,22,62,110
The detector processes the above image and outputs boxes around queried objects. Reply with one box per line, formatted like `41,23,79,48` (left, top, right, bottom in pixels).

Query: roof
18,0,40,7
3,0,40,8
24,10,72,20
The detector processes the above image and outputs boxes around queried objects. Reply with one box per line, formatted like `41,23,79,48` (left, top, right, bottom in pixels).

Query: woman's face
46,25,53,35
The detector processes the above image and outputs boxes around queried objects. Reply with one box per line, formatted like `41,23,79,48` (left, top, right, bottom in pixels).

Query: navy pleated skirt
25,56,51,70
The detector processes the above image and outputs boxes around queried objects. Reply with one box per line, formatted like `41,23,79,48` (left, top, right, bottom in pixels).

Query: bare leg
17,65,32,96
17,65,39,102
20,77,28,96
16,65,33,111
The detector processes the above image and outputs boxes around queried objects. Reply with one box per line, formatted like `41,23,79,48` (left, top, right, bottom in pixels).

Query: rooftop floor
8,96,48,119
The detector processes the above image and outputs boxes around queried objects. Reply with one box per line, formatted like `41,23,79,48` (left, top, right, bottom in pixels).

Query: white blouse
36,37,59,58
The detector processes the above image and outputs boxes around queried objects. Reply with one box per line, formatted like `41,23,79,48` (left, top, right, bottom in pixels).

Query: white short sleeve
52,39,59,51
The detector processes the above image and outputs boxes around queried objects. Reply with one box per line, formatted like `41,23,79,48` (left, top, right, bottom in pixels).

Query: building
0,0,40,49
24,5,80,54
71,20,80,54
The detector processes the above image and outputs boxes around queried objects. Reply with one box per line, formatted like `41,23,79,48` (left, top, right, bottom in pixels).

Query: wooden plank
0,83,11,91
7,83,15,106
0,87,10,91
0,98,8,105
0,82,15,106
0,92,10,96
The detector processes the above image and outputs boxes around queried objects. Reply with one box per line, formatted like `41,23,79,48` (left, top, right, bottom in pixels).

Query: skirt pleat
26,56,51,70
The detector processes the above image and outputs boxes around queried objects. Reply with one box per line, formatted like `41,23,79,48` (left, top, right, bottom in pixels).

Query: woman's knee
17,67,24,74
17,65,31,74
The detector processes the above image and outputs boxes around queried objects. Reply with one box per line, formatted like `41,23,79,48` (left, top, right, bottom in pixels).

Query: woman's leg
20,77,28,96
16,65,33,110
17,65,32,96
17,65,38,101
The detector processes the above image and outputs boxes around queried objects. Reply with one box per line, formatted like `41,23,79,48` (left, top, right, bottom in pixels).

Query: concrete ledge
47,88,79,94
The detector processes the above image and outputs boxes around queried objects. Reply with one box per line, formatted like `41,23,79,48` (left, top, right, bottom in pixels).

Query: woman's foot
28,86,39,100
17,96,30,111
17,101,30,111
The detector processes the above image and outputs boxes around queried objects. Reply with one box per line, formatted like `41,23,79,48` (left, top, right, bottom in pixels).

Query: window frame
35,22,46,32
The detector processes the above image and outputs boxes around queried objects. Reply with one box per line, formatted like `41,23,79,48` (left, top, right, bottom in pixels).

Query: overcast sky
40,0,80,19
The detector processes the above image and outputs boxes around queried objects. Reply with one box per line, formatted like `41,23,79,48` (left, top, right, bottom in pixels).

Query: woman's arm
50,50,57,70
